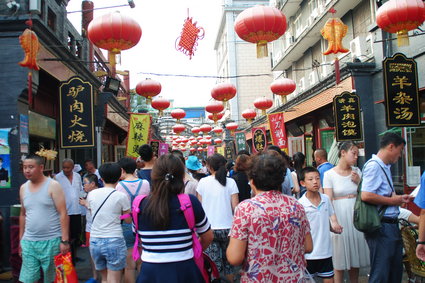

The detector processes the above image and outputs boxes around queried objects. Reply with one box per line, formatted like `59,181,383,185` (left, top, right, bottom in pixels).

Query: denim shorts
89,237,127,271
122,223,135,248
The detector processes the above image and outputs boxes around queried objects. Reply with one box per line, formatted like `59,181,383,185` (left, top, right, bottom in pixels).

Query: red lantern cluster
270,78,296,103
376,0,425,46
135,79,161,104
234,6,287,58
87,11,142,69
171,108,186,122
151,97,170,117
254,97,273,116
242,109,257,123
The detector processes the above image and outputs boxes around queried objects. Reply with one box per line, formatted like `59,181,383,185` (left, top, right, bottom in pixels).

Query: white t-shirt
299,193,334,260
87,186,130,238
398,207,412,221
55,171,83,215
196,175,239,229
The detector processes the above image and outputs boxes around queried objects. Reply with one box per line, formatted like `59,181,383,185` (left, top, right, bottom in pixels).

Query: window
406,126,425,187
47,7,56,31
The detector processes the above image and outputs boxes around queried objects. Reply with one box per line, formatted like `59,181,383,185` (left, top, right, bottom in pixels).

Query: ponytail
207,154,227,186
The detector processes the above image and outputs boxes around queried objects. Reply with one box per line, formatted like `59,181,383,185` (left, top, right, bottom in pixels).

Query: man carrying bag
361,133,413,283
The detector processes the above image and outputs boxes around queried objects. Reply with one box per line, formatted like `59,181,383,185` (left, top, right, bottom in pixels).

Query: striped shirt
137,194,210,263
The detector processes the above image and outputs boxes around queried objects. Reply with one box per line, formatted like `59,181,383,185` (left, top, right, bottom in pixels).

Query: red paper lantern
376,0,425,46
87,11,142,69
190,140,197,146
211,83,237,107
254,97,273,116
191,127,201,136
197,147,203,152
208,112,224,123
200,124,212,133
136,79,161,104
226,122,238,135
172,124,186,136
206,101,225,124
171,108,186,122
190,147,196,153
242,109,257,123
151,97,170,117
270,78,296,103
213,127,223,134
197,136,203,141
214,138,223,145
181,137,189,143
234,6,287,58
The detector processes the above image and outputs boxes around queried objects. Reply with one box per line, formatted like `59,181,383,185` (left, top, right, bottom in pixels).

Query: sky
66,0,223,108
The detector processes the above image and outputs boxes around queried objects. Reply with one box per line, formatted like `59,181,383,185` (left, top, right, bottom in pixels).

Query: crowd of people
17,132,425,283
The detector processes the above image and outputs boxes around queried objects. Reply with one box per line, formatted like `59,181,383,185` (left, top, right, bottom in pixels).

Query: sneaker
85,278,98,283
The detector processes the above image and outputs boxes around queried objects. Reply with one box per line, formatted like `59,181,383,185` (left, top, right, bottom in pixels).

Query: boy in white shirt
299,167,342,283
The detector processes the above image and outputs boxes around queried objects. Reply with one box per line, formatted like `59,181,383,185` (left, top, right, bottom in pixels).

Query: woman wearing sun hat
186,155,207,181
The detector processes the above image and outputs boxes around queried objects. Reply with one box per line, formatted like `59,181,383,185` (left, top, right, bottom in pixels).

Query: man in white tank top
19,155,69,283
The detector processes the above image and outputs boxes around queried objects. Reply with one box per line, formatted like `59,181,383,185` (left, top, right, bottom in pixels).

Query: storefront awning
284,77,352,122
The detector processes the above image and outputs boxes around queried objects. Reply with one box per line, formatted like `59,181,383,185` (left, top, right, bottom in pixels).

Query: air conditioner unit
365,34,374,55
350,36,366,58
298,77,305,92
29,0,41,14
308,72,318,86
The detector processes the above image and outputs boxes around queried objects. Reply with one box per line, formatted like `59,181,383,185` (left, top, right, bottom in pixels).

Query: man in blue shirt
361,132,413,283
314,148,334,186
415,171,425,260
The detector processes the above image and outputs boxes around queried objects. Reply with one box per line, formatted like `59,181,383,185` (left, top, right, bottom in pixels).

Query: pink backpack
131,194,148,261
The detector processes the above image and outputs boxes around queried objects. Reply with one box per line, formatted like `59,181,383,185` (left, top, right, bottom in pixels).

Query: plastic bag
54,252,78,283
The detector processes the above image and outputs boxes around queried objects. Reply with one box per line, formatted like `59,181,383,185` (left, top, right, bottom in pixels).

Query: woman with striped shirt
135,154,213,283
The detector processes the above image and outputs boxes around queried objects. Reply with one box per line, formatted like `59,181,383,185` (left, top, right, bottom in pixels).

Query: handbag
353,160,393,233
54,252,78,283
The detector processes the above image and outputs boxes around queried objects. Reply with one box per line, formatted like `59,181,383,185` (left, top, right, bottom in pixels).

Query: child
298,167,343,283
79,173,99,283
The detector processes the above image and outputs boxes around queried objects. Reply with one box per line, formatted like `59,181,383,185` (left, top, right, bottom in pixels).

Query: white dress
323,168,370,270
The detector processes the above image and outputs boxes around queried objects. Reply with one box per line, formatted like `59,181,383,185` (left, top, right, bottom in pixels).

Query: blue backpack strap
119,181,137,203
134,180,143,197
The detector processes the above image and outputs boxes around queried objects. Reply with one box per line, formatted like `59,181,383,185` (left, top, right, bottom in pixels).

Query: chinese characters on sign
235,132,247,153
59,77,94,148
383,53,421,126
158,143,169,156
126,114,151,158
333,92,363,141
267,112,288,152
252,127,267,153
225,142,235,160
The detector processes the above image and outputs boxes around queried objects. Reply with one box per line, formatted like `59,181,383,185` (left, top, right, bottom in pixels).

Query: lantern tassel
261,109,266,116
256,40,268,58
396,30,409,47
28,72,33,108
280,95,287,104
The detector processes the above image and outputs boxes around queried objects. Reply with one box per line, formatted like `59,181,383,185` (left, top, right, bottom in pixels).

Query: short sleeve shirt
361,155,399,218
414,171,425,209
230,190,310,283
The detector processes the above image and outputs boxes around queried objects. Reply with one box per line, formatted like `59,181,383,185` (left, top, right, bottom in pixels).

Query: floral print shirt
230,190,311,283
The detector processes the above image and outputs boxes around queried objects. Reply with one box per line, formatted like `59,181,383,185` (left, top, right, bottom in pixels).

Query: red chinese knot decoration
176,16,205,59
234,6,287,58
376,0,425,47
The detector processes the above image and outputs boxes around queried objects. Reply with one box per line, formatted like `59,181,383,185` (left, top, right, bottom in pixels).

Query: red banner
267,112,288,152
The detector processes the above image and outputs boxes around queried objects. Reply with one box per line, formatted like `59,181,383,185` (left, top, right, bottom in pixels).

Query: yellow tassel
256,40,268,58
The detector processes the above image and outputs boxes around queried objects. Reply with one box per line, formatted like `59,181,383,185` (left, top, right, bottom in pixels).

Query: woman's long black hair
144,154,185,230
206,153,227,186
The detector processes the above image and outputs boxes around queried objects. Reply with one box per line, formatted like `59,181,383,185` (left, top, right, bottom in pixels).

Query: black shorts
306,257,334,278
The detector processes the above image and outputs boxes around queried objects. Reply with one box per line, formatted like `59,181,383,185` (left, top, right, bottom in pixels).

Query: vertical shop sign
217,147,225,156
235,132,247,152
333,91,363,141
0,129,11,188
59,76,94,148
150,140,160,157
20,114,29,153
126,114,151,158
383,53,421,126
267,112,288,152
158,143,169,156
252,127,267,153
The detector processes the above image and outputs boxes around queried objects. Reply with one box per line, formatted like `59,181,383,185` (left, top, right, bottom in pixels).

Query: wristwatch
60,240,70,245
417,240,425,245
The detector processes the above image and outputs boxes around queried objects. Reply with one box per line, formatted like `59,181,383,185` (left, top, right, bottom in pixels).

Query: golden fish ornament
321,18,349,55
18,28,40,70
